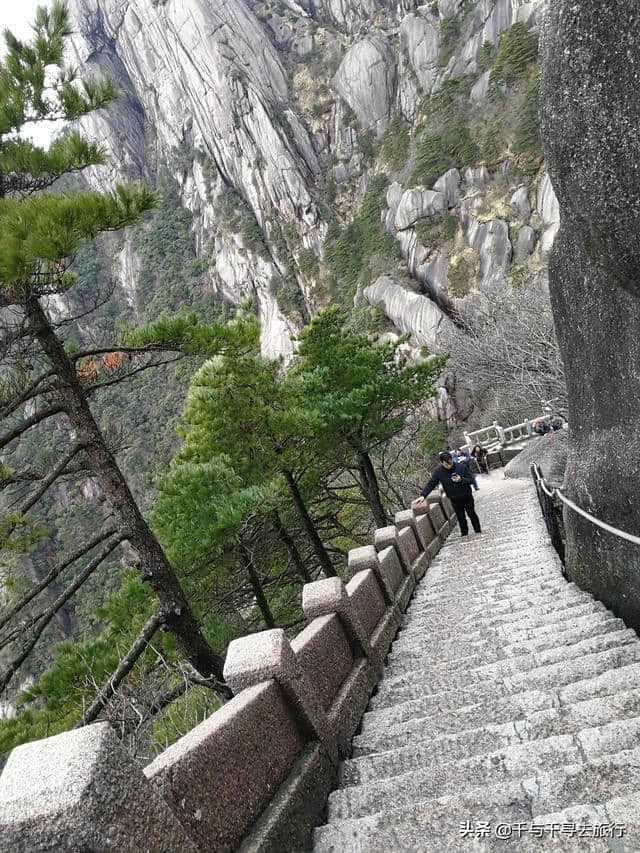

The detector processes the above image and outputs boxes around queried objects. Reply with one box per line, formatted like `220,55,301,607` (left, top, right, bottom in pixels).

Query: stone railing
0,493,457,853
462,414,548,451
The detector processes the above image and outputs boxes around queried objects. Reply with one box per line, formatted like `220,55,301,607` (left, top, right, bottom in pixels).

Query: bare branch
76,610,168,727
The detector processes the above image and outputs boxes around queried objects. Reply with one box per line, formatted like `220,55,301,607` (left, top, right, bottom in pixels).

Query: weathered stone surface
346,570,386,639
333,33,397,135
146,681,305,851
540,0,640,629
470,69,490,103
395,189,445,230
504,431,567,487
292,615,353,711
514,224,536,262
377,545,405,594
510,185,531,220
433,168,461,208
0,723,197,853
364,275,454,352
400,14,439,93
303,576,374,661
223,629,335,757
463,165,490,188
537,172,560,255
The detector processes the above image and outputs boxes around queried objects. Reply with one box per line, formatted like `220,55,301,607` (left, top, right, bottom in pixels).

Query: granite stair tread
313,473,640,851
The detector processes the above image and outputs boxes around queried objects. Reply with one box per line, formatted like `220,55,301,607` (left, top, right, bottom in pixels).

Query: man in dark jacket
413,451,482,537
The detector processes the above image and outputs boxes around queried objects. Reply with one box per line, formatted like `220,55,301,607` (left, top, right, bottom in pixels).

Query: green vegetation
448,255,472,296
443,212,458,242
414,217,439,247
298,247,319,278
378,113,410,171
478,120,503,171
324,175,398,290
411,117,477,187
489,22,538,91
478,40,496,71
358,129,377,159
437,16,462,69
514,72,542,173
412,77,477,187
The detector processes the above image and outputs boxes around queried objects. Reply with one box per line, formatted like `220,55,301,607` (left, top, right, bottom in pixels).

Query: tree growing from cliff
163,337,339,578
292,307,446,526
0,2,249,703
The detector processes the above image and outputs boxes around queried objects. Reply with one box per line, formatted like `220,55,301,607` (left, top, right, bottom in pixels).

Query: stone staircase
313,474,640,851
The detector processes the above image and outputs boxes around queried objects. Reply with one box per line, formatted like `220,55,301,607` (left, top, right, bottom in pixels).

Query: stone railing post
348,545,400,615
0,723,197,852
302,577,374,661
223,629,337,763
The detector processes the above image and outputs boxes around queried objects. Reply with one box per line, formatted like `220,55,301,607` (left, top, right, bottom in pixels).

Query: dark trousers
452,494,481,536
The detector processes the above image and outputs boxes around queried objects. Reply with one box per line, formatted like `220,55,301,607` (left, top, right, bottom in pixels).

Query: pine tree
0,2,243,701
293,307,446,526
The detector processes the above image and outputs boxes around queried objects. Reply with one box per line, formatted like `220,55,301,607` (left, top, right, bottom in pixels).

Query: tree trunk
240,544,275,628
282,469,337,577
356,451,388,527
26,297,226,682
271,510,312,583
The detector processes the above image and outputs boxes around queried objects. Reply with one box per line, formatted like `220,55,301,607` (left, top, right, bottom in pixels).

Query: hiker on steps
413,451,482,538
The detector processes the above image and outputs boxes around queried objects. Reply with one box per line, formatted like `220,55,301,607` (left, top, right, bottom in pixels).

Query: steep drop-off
66,0,558,422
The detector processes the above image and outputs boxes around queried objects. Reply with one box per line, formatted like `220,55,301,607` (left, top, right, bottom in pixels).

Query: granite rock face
540,0,640,628
364,276,454,352
333,33,397,135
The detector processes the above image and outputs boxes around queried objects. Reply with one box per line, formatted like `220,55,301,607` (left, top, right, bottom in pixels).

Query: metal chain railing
530,463,640,574
530,464,566,571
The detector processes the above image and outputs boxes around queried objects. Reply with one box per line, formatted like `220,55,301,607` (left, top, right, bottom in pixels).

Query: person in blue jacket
413,451,482,537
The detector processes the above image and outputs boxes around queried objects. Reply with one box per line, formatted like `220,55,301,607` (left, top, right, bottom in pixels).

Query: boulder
400,14,439,93
434,168,461,208
537,173,560,255
514,225,536,262
333,33,397,135
463,165,490,188
504,431,568,487
364,276,454,352
510,186,531,220
470,70,490,104
540,0,640,630
395,189,446,230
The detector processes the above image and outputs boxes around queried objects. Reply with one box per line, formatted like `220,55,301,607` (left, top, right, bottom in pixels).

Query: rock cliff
67,0,557,417
540,0,640,628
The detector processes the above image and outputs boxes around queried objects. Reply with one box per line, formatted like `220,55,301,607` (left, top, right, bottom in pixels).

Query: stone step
402,584,588,629
370,641,640,711
316,750,640,852
359,688,554,737
387,616,626,669
343,707,640,792
314,780,533,852
328,734,581,820
390,609,616,668
353,685,640,758
343,720,525,787
411,573,569,606
392,599,606,650
385,629,637,682
410,578,576,613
